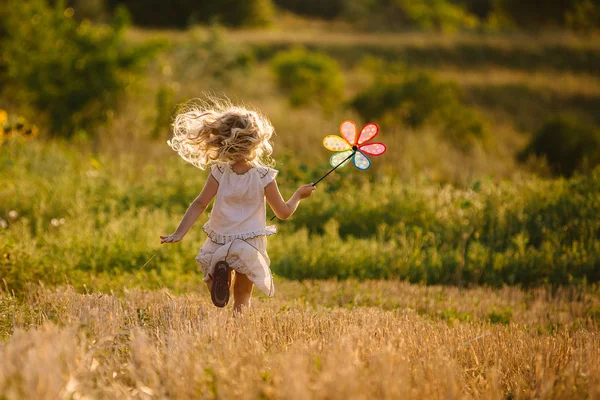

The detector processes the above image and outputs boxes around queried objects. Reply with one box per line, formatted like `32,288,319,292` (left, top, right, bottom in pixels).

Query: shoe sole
211,260,231,308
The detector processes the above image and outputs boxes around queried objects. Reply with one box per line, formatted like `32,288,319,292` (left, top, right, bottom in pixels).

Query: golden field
1,280,599,399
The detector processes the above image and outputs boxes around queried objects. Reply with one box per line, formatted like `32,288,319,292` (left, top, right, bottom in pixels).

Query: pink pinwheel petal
357,123,379,145
359,142,386,156
339,120,357,146
323,135,352,152
330,150,353,168
353,151,371,170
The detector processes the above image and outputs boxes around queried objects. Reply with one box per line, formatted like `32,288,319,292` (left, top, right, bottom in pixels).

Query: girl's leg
233,272,253,312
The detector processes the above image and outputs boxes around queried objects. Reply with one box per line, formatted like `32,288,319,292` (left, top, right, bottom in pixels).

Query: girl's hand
296,183,316,199
160,232,184,244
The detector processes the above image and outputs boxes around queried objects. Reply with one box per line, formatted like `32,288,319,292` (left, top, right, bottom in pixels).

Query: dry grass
433,68,600,97
127,26,600,50
1,281,599,399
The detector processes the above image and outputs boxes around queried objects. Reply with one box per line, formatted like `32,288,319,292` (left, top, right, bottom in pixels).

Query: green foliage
344,0,479,31
223,0,274,27
273,0,344,19
453,0,494,19
2,141,600,295
253,39,600,75
350,65,487,148
171,27,254,85
67,0,109,22
151,86,175,140
394,0,479,31
271,48,344,111
566,0,600,33
488,306,512,324
0,109,39,146
0,0,157,138
587,305,600,322
277,168,600,287
493,0,600,30
106,0,273,28
520,114,600,176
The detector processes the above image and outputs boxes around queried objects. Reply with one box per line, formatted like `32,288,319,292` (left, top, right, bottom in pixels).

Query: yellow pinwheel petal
323,135,352,152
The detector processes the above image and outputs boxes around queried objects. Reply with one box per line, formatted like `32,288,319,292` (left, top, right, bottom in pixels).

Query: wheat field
1,281,599,399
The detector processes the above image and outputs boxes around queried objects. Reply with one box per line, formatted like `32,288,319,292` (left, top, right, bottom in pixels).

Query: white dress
195,162,278,297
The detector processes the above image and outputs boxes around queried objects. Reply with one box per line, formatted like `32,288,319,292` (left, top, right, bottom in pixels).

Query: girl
160,101,315,312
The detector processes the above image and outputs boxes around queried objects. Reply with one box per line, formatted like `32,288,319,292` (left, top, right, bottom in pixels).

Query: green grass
1,139,599,294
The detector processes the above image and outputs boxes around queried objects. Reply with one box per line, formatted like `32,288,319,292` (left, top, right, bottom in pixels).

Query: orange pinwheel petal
339,120,357,146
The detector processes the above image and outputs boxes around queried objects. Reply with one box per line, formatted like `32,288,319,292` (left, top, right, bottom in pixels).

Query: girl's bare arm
265,179,315,220
160,175,219,244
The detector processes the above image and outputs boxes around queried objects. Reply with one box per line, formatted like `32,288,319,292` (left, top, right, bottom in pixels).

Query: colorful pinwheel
270,120,386,220
323,120,387,170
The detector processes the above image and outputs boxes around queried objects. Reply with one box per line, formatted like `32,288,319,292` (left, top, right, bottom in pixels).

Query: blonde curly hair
168,99,275,170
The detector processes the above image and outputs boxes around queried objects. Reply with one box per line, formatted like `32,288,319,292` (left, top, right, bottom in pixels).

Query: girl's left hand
296,183,316,199
160,232,184,244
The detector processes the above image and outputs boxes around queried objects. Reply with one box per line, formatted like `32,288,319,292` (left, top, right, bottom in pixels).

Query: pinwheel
270,120,386,221
314,120,387,185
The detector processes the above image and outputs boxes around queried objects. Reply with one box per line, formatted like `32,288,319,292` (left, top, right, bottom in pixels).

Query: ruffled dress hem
202,222,276,245
195,236,275,297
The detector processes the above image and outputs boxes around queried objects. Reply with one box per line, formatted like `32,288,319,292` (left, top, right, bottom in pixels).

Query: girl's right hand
160,232,184,244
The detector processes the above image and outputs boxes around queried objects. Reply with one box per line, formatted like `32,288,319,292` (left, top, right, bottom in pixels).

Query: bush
493,0,600,30
271,48,344,111
394,0,479,31
218,0,274,27
106,0,273,28
273,0,344,19
453,0,494,19
0,109,39,146
566,0,600,33
171,27,253,85
66,0,109,22
520,114,600,176
344,0,479,31
350,65,486,148
0,0,157,138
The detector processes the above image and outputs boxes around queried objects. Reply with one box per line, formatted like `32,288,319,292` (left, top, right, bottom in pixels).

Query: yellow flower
90,157,102,170
0,110,7,125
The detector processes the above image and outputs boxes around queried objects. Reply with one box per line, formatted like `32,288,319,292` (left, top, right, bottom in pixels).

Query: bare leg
206,270,232,301
233,272,253,313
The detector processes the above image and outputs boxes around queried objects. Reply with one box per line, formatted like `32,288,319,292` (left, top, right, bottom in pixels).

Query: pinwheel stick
312,149,356,186
270,149,356,221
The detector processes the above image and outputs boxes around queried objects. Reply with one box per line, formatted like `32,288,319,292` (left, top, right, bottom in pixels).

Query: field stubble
1,280,599,399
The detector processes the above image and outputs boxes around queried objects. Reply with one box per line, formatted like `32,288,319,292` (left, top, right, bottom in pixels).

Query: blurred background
1,0,599,293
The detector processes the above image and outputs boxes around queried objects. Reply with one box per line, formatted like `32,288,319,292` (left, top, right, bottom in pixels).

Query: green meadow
1,0,599,294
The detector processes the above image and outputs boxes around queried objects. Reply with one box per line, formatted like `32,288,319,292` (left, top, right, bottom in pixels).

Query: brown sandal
211,260,231,308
